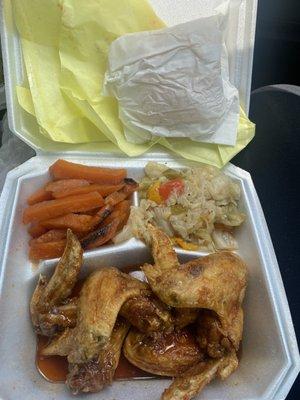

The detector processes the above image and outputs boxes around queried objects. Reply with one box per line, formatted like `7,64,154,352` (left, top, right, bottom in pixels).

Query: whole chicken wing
68,267,148,364
30,229,83,335
120,293,173,333
142,225,247,350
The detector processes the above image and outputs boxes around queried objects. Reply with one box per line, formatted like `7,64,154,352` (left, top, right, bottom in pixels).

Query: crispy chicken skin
120,294,173,333
30,229,83,335
41,327,74,357
38,298,78,333
142,224,247,351
173,308,199,329
67,319,130,394
41,292,174,336
161,352,238,400
68,267,148,364
123,328,203,377
197,309,240,358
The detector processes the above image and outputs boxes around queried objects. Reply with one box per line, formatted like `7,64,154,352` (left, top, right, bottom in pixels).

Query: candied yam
27,187,53,205
46,179,90,193
81,219,120,250
29,240,66,261
23,192,104,224
30,229,67,246
49,159,126,185
41,214,94,233
28,224,48,238
52,183,124,199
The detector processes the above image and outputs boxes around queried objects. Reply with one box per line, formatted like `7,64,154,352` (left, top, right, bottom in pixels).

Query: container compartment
0,155,299,400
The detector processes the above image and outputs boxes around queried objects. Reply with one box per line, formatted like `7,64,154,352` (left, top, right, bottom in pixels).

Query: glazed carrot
82,179,136,228
23,191,104,224
114,200,131,229
114,199,131,215
88,205,112,227
103,201,130,229
52,183,124,199
30,229,67,246
105,179,138,206
81,202,130,250
82,219,120,250
46,179,90,193
28,224,48,238
41,213,94,233
80,208,102,216
117,211,130,232
27,187,53,205
29,240,66,261
49,159,126,185
105,190,128,207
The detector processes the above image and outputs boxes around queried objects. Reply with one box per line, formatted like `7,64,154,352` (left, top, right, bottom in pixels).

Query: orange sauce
36,335,68,382
114,354,155,380
36,336,154,383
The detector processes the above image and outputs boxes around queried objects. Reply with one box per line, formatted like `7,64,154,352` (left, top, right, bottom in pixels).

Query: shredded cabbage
123,162,245,251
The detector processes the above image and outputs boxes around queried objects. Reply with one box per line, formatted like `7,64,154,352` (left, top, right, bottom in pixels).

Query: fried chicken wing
123,328,203,377
197,309,240,358
30,275,48,329
41,327,74,357
120,294,173,333
173,308,199,329
67,319,130,394
142,225,247,350
40,293,174,335
161,352,238,400
30,229,83,335
68,267,148,364
38,298,78,333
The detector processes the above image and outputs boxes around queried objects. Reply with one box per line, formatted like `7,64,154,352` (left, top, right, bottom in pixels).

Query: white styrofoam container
0,155,299,400
0,0,299,399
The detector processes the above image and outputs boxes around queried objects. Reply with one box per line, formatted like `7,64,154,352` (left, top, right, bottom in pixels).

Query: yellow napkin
14,0,255,167
14,0,107,143
58,0,164,155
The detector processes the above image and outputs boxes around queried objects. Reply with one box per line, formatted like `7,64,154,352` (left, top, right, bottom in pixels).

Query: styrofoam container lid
0,0,257,153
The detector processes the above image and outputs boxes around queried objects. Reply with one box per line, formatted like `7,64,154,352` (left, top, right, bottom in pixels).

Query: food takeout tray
0,154,299,400
0,0,299,399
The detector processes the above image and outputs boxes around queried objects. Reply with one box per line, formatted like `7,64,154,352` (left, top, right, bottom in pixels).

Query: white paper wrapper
103,7,239,146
